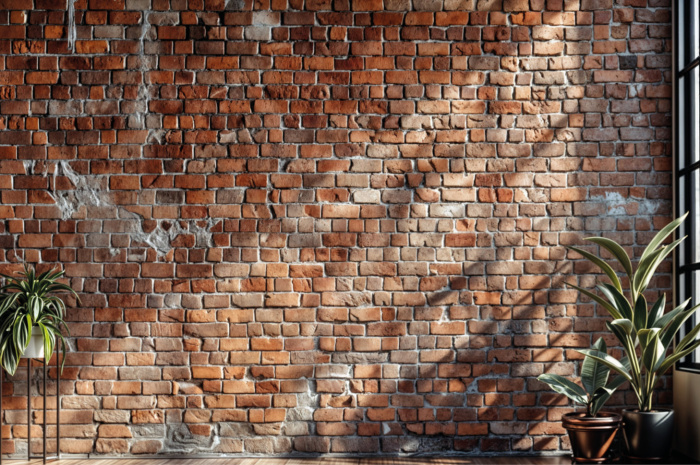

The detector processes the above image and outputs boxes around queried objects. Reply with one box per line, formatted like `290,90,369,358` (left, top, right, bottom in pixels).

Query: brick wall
0,0,672,457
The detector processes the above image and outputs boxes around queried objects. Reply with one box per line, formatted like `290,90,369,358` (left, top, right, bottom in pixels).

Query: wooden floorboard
0,457,572,465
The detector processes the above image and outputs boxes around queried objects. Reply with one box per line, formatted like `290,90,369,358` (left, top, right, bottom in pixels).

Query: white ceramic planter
21,330,50,359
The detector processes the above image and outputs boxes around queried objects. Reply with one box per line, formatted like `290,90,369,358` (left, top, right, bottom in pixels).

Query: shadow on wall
0,0,675,458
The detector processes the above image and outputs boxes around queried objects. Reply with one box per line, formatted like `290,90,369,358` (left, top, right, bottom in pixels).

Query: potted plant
538,338,625,463
0,266,76,375
568,213,700,460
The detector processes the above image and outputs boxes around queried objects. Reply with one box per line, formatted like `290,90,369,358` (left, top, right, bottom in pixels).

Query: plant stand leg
42,360,46,464
27,361,30,462
1,369,3,465
56,343,59,460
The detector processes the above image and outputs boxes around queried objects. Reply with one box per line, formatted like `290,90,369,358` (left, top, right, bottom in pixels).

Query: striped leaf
566,246,622,292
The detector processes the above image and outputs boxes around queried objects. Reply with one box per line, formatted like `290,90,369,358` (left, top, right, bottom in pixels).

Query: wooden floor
0,458,572,465
9,453,699,464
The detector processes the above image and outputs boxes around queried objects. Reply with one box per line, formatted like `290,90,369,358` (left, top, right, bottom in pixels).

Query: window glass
681,1,700,67
679,76,687,170
678,174,688,267
690,270,700,362
694,168,700,264
695,271,700,363
693,1,700,65
692,65,700,167
675,0,700,369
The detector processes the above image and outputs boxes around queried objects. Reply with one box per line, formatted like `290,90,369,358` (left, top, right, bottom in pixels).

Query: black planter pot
622,408,674,460
563,411,622,463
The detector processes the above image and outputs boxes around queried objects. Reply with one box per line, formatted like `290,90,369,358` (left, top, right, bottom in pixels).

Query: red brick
1,2,673,457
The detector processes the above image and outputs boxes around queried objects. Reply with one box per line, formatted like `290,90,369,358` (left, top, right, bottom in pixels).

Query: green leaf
537,373,587,405
589,374,628,416
581,338,609,393
607,374,628,391
37,322,53,364
0,292,19,314
635,247,664,292
657,339,700,375
654,298,691,330
577,349,633,382
606,321,639,380
620,356,632,372
634,294,648,331
638,328,660,352
676,321,700,354
590,386,616,417
639,212,688,266
29,295,41,321
641,329,663,372
1,342,17,376
12,315,27,355
647,294,666,328
606,322,628,349
55,331,68,374
660,302,700,349
565,282,622,320
608,318,633,335
599,284,633,321
566,246,623,292
634,238,684,297
585,237,633,280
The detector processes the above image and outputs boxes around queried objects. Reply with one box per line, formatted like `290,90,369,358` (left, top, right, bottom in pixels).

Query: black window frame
674,0,700,372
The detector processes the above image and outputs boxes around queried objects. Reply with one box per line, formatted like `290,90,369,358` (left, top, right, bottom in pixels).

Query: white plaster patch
286,390,318,422
165,424,214,454
592,191,662,217
31,161,217,257
48,161,106,220
132,10,153,135
66,0,76,52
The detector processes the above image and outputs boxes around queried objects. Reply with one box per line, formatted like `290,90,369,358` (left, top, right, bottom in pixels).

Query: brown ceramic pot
562,411,622,463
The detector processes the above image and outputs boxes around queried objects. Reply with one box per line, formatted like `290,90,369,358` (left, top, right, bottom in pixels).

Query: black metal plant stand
0,343,61,464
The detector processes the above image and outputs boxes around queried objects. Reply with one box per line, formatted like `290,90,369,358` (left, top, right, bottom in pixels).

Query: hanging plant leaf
0,265,77,375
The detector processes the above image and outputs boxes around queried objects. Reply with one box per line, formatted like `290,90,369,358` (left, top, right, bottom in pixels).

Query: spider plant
538,338,626,417
0,265,77,375
568,213,700,412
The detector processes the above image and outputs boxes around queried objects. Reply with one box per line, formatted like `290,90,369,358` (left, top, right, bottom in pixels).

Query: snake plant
0,266,77,375
538,338,626,417
568,213,700,412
